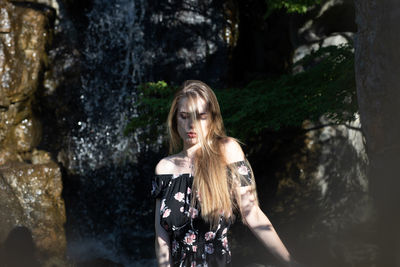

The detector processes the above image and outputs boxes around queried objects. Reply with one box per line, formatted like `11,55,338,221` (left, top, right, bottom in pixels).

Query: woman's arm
155,198,172,267
154,159,175,267
221,138,299,266
238,186,297,266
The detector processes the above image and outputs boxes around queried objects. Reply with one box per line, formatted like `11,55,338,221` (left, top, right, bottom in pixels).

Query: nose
187,117,194,129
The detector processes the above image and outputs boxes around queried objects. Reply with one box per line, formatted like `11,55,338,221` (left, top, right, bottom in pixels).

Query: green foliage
125,44,356,146
220,44,357,140
265,0,322,17
123,81,177,141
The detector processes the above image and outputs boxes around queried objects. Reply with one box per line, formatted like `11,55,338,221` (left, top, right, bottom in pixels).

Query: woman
152,80,298,266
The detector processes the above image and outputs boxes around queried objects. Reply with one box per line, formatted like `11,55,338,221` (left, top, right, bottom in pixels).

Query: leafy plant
265,0,323,17
222,44,357,140
125,44,356,147
124,81,177,143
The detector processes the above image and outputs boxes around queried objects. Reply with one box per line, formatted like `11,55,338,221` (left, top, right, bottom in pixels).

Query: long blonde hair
167,80,257,227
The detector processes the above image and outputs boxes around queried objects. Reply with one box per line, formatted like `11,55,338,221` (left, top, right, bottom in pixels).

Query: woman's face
176,97,210,148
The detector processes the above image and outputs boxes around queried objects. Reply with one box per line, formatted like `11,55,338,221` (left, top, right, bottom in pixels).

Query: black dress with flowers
151,160,252,267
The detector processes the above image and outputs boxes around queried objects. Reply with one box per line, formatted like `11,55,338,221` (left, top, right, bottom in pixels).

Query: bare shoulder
155,155,177,175
220,137,245,164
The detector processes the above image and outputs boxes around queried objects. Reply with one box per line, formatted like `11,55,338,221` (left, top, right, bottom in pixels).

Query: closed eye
198,112,208,120
179,112,208,120
179,112,189,119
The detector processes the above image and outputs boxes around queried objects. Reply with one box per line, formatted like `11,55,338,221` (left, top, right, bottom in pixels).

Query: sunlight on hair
165,81,260,228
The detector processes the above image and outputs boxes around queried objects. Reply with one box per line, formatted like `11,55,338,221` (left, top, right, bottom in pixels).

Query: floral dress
151,160,252,267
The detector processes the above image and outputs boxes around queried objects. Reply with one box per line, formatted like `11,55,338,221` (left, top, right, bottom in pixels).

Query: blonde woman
152,80,299,267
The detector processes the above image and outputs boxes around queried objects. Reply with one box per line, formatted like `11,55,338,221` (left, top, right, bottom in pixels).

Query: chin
185,138,199,145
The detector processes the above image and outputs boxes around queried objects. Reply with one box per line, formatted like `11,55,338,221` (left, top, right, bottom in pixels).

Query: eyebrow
178,111,208,115
178,110,208,116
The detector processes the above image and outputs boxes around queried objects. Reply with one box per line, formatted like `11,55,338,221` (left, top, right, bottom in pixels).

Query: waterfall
63,0,156,265
69,0,145,174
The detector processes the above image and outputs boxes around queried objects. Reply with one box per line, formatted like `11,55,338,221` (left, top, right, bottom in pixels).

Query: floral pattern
205,243,214,254
174,192,185,202
221,236,228,249
151,160,253,267
238,165,249,175
184,230,197,245
163,208,171,218
204,231,215,241
188,206,198,219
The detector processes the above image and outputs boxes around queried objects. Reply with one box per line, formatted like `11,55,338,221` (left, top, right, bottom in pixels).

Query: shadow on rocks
0,226,40,267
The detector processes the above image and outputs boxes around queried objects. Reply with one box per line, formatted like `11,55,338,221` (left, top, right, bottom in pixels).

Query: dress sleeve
227,160,253,186
151,174,171,199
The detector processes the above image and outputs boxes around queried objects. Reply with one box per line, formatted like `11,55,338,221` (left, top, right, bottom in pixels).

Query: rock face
0,1,51,162
0,0,66,263
0,162,66,255
291,0,356,68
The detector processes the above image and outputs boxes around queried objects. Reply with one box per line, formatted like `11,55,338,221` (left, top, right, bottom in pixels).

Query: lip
187,132,197,138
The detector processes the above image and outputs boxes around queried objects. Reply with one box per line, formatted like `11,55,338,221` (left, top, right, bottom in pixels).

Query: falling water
63,0,156,265
69,0,145,174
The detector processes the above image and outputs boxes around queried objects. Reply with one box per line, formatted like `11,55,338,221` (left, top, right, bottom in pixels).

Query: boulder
0,162,66,258
0,1,66,265
272,115,375,266
291,0,356,65
0,1,51,156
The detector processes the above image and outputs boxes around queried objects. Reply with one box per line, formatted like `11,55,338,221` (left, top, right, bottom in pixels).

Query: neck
182,143,200,159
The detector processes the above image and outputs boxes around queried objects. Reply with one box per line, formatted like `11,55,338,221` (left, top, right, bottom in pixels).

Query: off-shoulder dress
151,160,253,267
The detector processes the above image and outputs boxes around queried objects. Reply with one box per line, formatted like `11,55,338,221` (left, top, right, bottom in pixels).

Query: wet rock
0,1,53,161
0,1,66,265
0,91,10,107
0,148,20,165
31,149,52,165
0,162,66,257
2,5,48,102
0,5,11,33
7,117,42,152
